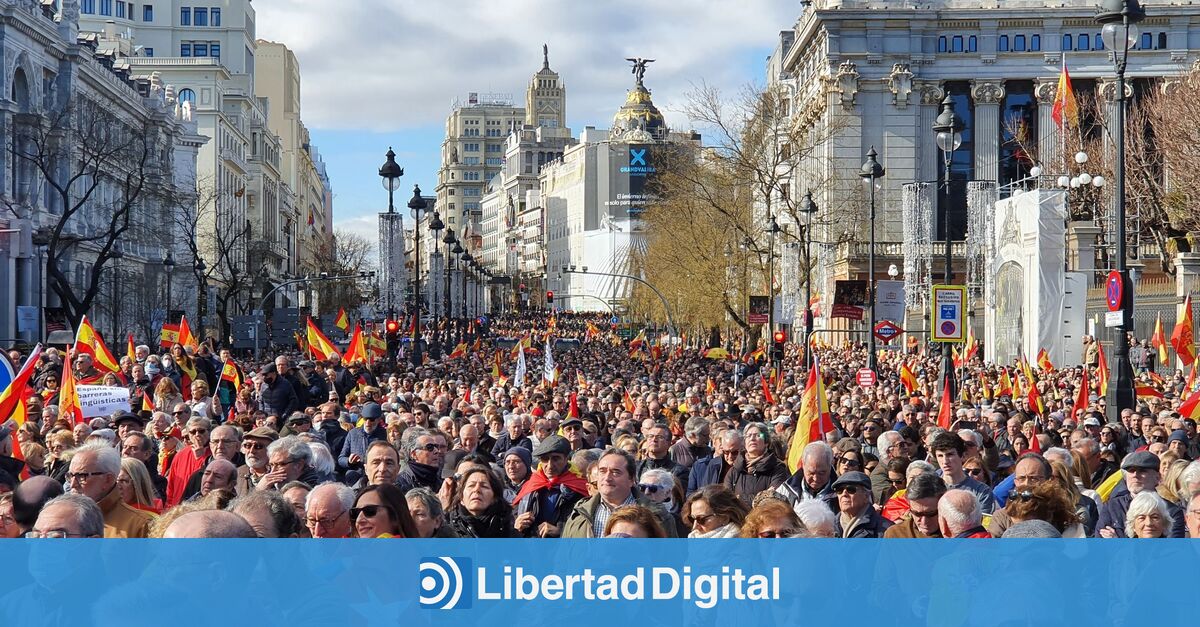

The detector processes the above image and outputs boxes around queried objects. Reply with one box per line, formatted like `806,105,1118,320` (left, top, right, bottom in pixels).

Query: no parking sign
931,285,966,343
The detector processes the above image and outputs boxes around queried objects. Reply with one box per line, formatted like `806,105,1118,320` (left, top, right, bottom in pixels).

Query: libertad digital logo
418,556,472,610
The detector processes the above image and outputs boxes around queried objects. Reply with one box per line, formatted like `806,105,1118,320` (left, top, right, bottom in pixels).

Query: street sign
930,285,966,343
873,320,902,344
1105,271,1123,312
1105,310,1124,328
856,368,877,387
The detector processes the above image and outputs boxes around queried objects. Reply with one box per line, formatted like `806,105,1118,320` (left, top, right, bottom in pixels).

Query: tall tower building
525,44,566,129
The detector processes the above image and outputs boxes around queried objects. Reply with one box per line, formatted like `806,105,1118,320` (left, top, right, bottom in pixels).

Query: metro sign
873,320,903,344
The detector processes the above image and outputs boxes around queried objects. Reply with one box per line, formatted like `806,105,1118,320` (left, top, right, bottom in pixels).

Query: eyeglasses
1150,436,1166,443
965,468,985,477
888,477,905,486
242,441,266,450
419,443,448,452
173,411,188,415
835,485,861,495
25,530,89,538
188,429,208,435
66,471,108,483
268,458,300,471
837,457,862,469
909,508,939,520
691,513,718,527
306,511,348,527
350,505,394,520
638,484,664,494
756,529,794,538
1012,490,1035,502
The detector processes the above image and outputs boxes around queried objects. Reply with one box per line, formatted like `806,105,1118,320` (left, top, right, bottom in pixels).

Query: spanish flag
334,308,350,332
1171,294,1196,367
220,359,243,391
177,315,198,349
74,315,122,374
491,351,502,378
126,333,136,363
1135,384,1164,400
1051,58,1079,129
936,376,954,430
449,342,468,359
761,373,775,405
58,357,84,424
786,355,833,473
1180,386,1200,420
1096,341,1110,397
623,390,636,413
305,317,341,360
1070,367,1090,421
0,344,44,477
1151,312,1169,365
141,393,155,413
706,377,716,395
1036,348,1054,372
577,371,587,389
997,368,1013,398
344,323,367,363
899,362,918,395
160,322,180,348
567,392,580,419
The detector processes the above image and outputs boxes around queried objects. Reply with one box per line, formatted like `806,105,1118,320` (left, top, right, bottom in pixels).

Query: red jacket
166,447,210,506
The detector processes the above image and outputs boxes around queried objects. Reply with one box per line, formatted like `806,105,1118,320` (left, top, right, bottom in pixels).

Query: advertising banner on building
831,280,867,320
874,280,906,324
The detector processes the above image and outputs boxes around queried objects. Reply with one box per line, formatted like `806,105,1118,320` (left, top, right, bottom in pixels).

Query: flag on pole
1051,57,1079,129
761,374,775,405
305,317,341,360
543,338,556,386
1071,367,1090,421
513,344,527,388
706,377,716,395
936,376,954,430
344,323,368,363
126,333,136,364
964,325,978,363
1171,294,1196,367
1029,422,1043,454
899,362,918,395
1036,348,1054,372
1097,342,1110,397
1187,361,1198,394
1151,312,1170,365
334,308,350,332
141,393,156,413
623,390,635,413
220,359,243,391
1180,386,1200,420
58,356,84,424
160,322,181,348
0,345,44,478
786,355,833,473
567,392,580,419
1135,384,1164,399
74,315,122,374
997,368,1014,398
177,315,198,349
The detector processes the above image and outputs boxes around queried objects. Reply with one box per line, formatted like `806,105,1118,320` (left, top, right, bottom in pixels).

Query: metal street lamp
451,238,464,329
798,190,818,368
194,257,206,342
462,251,474,319
1097,0,1144,415
766,214,782,346
442,227,456,332
407,185,428,367
859,147,885,375
932,93,963,399
427,210,444,358
378,148,404,359
162,251,175,316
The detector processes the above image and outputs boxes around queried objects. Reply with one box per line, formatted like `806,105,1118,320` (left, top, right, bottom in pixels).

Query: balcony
127,57,221,67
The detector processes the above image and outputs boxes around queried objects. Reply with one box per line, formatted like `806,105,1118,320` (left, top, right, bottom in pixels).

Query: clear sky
255,0,802,244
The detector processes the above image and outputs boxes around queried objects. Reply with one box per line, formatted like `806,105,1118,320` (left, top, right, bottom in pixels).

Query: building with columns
767,0,1200,338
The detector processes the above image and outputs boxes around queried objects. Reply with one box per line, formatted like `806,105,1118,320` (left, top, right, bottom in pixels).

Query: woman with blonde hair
603,505,668,538
1050,460,1096,536
119,457,162,513
1158,458,1190,506
614,434,640,459
154,377,184,413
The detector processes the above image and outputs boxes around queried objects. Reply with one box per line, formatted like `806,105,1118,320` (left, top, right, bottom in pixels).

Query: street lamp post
932,93,963,399
799,191,818,368
378,147,404,345
195,258,206,342
108,250,124,341
408,185,428,367
767,215,782,342
162,252,175,317
1097,0,1144,415
860,147,886,375
427,210,444,359
442,228,455,333
461,251,473,320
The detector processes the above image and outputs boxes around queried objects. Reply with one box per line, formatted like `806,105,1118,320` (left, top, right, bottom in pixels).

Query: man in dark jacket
688,429,742,495
300,361,330,404
832,471,893,538
562,448,678,538
513,435,589,537
274,355,311,410
1097,451,1186,537
636,424,689,487
668,416,712,470
395,426,446,494
490,415,533,458
337,402,387,483
775,441,838,515
119,431,167,500
314,402,346,466
258,364,299,419
724,424,788,506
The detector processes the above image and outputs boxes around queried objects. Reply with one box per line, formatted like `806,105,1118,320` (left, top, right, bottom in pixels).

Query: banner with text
76,385,131,418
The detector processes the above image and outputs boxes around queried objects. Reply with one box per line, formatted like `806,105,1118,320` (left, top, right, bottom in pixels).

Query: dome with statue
611,58,666,141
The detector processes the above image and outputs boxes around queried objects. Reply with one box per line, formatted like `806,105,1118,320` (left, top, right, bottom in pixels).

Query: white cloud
333,214,381,252
255,0,799,132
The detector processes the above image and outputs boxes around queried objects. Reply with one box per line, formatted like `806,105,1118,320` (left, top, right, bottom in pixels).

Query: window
938,36,947,52
1140,32,1152,49
194,8,207,26
210,43,220,58
179,89,196,104
486,143,503,153
1014,35,1026,51
1078,34,1090,50
486,158,503,166
1062,34,1072,51
1095,34,1103,50
100,0,112,15
211,8,221,26
463,157,479,165
82,0,95,13
998,35,1009,52
143,4,153,21
968,36,977,52
116,1,125,18
464,187,481,197
952,36,963,52
181,7,191,26
180,43,191,57
464,171,480,181
1159,32,1168,49
1030,34,1041,51
143,47,154,57
193,43,208,57
448,189,455,196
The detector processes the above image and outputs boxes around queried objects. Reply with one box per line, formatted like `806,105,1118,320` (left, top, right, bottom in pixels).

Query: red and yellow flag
0,345,44,479
623,390,636,413
449,342,468,359
706,377,716,395
74,315,121,374
1186,361,1198,394
567,392,580,419
761,373,775,405
997,368,1013,398
334,308,350,332
899,362,918,395
305,317,341,360
160,322,180,348
1135,384,1164,400
1151,312,1169,365
787,356,833,473
937,377,954,430
1036,348,1054,372
1096,341,1110,397
59,356,84,424
220,359,243,391
177,315,198,349
141,393,156,413
1051,59,1079,129
1071,367,1090,421
1171,294,1196,367
1180,386,1200,420
344,323,368,364
126,333,136,363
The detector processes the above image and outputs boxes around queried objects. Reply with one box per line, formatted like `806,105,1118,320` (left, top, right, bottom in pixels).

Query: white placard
76,385,131,418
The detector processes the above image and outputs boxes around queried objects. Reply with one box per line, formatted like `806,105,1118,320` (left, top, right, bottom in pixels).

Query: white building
0,0,204,344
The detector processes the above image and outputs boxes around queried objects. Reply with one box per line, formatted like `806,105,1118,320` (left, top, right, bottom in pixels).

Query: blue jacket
337,424,388,471
1096,484,1186,537
687,455,726,496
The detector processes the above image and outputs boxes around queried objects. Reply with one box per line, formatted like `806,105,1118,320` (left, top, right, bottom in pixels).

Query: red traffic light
546,290,554,303
773,331,787,344
385,319,400,333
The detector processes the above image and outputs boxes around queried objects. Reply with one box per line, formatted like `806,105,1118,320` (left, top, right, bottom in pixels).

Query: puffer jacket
724,453,789,506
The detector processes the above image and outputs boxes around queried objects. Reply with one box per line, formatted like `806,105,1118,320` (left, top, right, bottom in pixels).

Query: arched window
998,35,1009,52
1140,32,1152,49
1159,32,1168,49
1078,34,1090,50
1062,34,1072,51
179,88,196,104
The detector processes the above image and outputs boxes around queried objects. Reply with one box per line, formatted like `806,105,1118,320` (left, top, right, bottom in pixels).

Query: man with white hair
67,443,154,538
29,494,104,538
871,431,910,502
305,482,355,538
938,489,991,538
776,442,838,515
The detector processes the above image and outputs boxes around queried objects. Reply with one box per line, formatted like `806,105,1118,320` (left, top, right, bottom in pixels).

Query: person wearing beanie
502,447,532,503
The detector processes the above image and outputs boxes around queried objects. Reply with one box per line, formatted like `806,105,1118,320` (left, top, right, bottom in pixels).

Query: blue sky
255,0,801,244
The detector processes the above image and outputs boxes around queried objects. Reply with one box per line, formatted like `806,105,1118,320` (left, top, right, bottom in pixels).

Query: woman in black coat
447,467,519,538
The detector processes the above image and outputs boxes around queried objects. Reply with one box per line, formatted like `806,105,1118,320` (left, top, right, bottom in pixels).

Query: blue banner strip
0,539,1194,626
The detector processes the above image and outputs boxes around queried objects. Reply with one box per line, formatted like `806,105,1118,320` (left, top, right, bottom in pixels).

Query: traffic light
384,318,401,360
546,290,554,304
771,330,787,362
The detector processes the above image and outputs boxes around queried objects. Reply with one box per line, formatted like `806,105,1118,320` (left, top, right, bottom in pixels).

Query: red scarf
511,466,589,506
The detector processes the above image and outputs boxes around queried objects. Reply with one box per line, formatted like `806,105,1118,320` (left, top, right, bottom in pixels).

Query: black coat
317,420,346,463
282,371,312,409
687,455,726,496
723,453,789,506
448,502,518,538
490,433,533,458
834,507,894,538
395,461,442,494
259,377,299,418
636,456,690,490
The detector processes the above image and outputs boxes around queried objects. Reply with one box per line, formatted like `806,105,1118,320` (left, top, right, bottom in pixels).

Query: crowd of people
1,310,1199,541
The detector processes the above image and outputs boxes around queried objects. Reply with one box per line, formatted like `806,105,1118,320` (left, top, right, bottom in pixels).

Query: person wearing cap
501,447,532,503
258,364,299,420
560,417,588,453
831,470,892,538
113,411,146,442
338,402,387,483
235,427,278,495
512,434,589,538
1167,430,1192,461
1097,450,1186,538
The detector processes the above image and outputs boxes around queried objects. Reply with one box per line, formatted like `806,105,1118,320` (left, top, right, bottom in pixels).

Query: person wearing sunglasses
352,484,419,538
682,484,748,538
638,468,680,525
884,472,946,538
394,427,447,495
831,471,892,538
234,427,278,495
164,416,212,507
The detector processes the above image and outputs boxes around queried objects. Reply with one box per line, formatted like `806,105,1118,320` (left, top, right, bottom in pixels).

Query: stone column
1066,221,1103,272
1034,79,1061,174
916,81,944,184
971,80,1004,184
